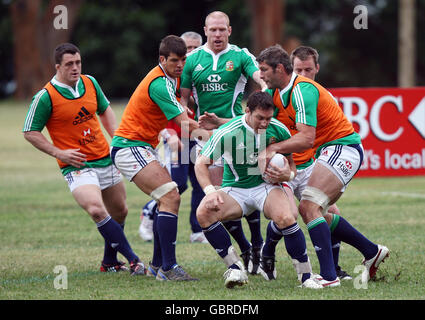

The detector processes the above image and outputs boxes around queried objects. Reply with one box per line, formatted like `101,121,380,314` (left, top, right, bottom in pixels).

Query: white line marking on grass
381,191,425,199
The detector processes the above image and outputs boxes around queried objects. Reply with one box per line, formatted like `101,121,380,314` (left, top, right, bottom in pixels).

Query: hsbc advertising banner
329,87,425,177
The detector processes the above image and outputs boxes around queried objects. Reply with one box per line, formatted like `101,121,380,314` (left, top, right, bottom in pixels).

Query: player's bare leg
197,191,248,288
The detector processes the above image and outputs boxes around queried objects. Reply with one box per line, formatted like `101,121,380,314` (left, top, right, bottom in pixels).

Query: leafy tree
1,0,423,100
9,0,83,99
284,0,425,87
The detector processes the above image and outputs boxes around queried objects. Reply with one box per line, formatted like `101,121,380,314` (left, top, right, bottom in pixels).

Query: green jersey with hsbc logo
201,115,292,188
181,44,259,120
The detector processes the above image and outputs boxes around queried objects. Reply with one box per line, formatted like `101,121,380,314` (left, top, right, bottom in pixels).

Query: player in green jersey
138,32,207,245
181,11,267,274
288,46,351,280
194,91,321,289
23,43,146,275
181,11,266,122
257,45,389,287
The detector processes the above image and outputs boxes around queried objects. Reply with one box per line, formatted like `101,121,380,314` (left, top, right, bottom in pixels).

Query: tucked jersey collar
51,76,82,98
202,44,231,71
158,63,178,88
278,72,297,107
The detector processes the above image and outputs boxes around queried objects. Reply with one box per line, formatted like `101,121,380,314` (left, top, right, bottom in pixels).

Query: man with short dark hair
23,43,146,275
285,45,352,280
111,35,201,281
257,44,389,287
138,32,207,244
195,91,320,289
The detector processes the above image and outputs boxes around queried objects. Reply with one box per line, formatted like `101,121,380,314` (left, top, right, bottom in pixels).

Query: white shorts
64,165,122,193
220,183,284,217
111,146,162,181
317,144,364,191
284,161,315,201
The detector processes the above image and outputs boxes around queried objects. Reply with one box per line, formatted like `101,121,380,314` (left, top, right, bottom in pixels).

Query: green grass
1,100,424,300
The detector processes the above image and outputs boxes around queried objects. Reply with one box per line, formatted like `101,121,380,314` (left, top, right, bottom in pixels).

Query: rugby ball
269,153,287,168
262,153,288,183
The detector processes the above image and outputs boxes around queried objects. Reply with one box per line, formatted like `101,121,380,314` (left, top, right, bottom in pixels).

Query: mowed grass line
0,101,424,300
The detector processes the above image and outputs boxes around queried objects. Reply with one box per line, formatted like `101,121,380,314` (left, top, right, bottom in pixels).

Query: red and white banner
329,87,425,177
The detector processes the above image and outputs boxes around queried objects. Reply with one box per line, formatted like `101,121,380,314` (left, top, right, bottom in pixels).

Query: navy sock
143,200,157,220
222,220,251,253
97,216,138,264
156,211,178,271
190,212,203,233
245,210,264,248
202,221,233,259
151,210,162,268
307,217,337,281
330,214,378,260
331,235,341,270
282,223,311,282
189,179,204,233
262,221,283,257
102,222,124,265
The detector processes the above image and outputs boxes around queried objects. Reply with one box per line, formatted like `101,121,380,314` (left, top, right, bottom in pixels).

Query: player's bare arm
98,106,118,138
24,131,86,168
198,112,231,130
258,123,315,172
172,110,199,133
194,154,224,211
173,110,213,144
252,70,268,91
180,87,192,109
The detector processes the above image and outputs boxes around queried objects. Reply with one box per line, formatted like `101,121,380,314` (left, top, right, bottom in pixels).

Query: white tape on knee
321,204,330,215
150,181,178,201
301,186,330,210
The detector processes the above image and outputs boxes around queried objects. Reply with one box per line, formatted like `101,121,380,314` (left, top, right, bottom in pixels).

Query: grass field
1,100,424,302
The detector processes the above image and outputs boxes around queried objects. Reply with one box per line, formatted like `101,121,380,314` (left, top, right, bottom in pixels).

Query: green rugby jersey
181,44,259,120
201,115,292,188
23,75,112,175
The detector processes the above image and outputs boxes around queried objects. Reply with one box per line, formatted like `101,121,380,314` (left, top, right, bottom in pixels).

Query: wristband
203,185,217,195
289,171,295,181
160,129,171,140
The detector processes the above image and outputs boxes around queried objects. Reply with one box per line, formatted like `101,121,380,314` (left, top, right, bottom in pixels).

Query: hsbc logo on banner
329,87,425,177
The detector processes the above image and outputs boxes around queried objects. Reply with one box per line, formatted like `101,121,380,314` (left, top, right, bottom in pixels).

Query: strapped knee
150,181,178,201
301,186,330,214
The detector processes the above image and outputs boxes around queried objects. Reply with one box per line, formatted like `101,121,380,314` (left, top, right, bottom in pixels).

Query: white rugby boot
362,244,389,281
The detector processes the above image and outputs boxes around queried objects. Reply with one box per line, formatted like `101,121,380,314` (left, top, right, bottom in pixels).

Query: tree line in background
0,0,424,100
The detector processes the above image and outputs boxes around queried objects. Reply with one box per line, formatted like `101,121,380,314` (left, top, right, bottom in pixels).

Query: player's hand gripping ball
262,153,288,184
